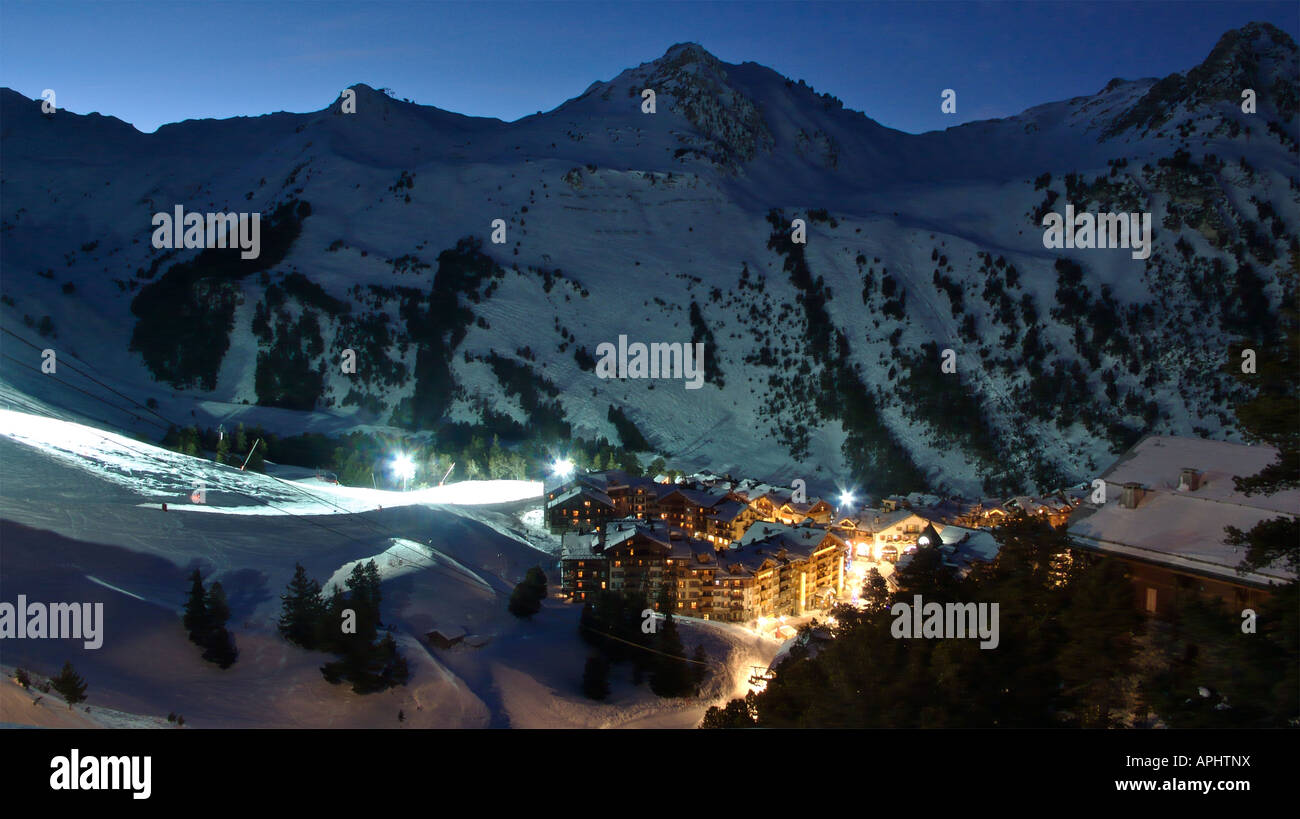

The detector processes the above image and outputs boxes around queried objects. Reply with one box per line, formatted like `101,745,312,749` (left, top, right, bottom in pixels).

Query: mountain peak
659,42,720,66
1102,20,1298,139
638,42,773,165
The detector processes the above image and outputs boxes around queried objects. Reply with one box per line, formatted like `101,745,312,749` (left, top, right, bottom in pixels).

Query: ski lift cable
13,396,491,595
0,353,172,433
1,327,178,431
579,629,712,665
6,397,375,544
1,346,502,594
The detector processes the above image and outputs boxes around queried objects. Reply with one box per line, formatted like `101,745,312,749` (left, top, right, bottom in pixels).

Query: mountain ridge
1,23,1296,498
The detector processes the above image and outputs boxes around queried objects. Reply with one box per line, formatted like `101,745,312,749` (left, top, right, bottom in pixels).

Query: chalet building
603,522,675,603
733,521,852,616
545,470,663,533
891,522,1002,589
707,498,756,545
910,498,977,527
556,517,850,622
832,508,933,561
656,487,728,535
559,531,607,601
1067,435,1297,618
742,487,792,522
547,484,618,533
774,499,834,525
1002,494,1078,527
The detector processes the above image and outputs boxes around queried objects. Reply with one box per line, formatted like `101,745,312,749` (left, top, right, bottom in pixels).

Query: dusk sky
2,0,1298,134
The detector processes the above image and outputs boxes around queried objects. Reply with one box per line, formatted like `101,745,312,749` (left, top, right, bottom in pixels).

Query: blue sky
2,0,1296,134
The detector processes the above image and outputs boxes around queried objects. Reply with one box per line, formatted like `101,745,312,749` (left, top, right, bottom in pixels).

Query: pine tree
649,613,693,698
1055,558,1140,727
215,429,230,465
691,644,709,691
200,581,238,668
182,569,208,640
378,633,409,687
508,565,548,619
524,565,548,599
578,600,599,646
656,582,674,616
50,661,88,707
863,567,889,611
508,579,542,619
279,563,325,649
344,561,382,640
582,654,611,700
206,581,231,630
1226,247,1299,572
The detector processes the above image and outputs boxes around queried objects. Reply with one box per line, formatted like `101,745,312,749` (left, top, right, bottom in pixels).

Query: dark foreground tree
649,613,694,698
181,571,238,668
582,654,611,700
201,581,238,669
508,565,548,619
50,662,88,707
279,563,326,649
182,569,208,640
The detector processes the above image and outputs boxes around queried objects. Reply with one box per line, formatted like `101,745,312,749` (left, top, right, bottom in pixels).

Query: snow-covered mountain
2,23,1297,497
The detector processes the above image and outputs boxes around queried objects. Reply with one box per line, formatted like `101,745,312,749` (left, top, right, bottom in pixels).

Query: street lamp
551,457,574,480
390,453,416,491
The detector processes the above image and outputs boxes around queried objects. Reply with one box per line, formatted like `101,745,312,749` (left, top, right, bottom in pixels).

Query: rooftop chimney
1120,482,1145,509
1178,468,1201,492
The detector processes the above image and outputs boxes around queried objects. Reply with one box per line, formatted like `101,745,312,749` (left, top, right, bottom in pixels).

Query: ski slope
0,403,777,728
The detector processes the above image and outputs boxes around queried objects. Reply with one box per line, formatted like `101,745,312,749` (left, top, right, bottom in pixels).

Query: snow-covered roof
710,499,749,522
735,520,845,558
1097,435,1300,515
1069,436,1298,587
560,532,599,560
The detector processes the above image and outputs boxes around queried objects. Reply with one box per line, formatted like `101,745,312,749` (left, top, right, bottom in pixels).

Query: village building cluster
549,435,1296,626
549,467,1084,623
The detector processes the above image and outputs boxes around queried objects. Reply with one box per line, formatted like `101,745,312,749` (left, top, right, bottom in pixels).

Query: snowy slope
0,406,775,727
1,23,1297,501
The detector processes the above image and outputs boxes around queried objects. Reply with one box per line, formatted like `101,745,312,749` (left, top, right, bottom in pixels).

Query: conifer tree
50,661,88,707
863,567,890,611
523,565,548,601
182,569,208,640
206,581,231,630
578,599,599,646
201,581,239,668
508,565,548,619
650,613,692,698
691,644,709,691
508,580,543,619
279,563,325,649
582,654,611,700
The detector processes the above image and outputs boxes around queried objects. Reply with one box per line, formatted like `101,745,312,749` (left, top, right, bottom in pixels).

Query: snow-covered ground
0,403,778,728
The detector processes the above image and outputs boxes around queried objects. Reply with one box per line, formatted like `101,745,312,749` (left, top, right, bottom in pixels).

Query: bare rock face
645,42,775,167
